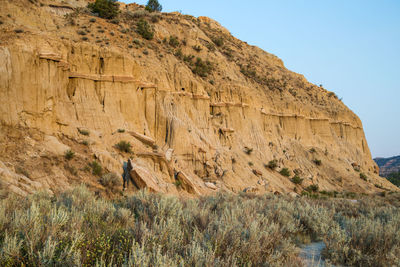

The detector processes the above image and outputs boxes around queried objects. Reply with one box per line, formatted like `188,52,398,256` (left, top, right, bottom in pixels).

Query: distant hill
386,171,400,187
374,155,400,177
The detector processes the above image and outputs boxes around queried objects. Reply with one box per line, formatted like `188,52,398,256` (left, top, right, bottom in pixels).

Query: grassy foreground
0,187,399,266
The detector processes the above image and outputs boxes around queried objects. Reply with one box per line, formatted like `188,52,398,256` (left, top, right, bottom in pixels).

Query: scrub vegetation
0,187,399,266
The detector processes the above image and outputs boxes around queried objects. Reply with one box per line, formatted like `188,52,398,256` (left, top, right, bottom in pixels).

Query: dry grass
0,187,399,266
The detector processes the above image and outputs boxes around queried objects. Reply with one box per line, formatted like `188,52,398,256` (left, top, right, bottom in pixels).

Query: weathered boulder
42,136,70,156
130,164,163,193
0,161,45,196
176,171,201,195
205,182,218,190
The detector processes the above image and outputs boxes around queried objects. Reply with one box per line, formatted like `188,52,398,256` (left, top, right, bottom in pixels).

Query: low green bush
77,30,87,35
265,160,278,170
291,175,303,185
305,184,319,193
313,159,322,166
88,0,119,19
360,172,368,181
136,19,154,40
89,161,102,176
174,48,183,59
211,36,224,47
168,36,179,48
64,150,75,160
191,57,213,77
279,168,291,177
99,172,121,188
206,42,215,52
115,141,132,153
243,147,253,155
192,45,202,52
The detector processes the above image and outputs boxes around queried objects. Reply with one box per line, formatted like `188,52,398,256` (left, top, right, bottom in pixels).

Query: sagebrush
0,187,399,266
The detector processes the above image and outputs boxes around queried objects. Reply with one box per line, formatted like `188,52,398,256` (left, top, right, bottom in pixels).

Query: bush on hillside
265,160,278,170
99,172,121,189
89,160,102,176
305,184,319,192
64,150,75,160
192,58,213,77
279,168,291,177
88,0,119,19
313,159,322,166
291,175,303,185
360,172,368,181
168,35,179,47
115,141,132,153
136,19,154,40
211,36,224,47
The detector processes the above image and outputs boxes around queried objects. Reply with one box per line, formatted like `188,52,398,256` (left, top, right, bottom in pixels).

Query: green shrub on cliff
136,19,154,40
88,0,119,19
279,167,291,177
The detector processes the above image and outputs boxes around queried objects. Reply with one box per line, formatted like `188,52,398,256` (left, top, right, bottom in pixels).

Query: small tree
145,0,162,12
88,0,119,19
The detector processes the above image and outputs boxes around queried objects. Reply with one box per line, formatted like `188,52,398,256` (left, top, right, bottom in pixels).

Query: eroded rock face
0,161,47,197
0,0,397,196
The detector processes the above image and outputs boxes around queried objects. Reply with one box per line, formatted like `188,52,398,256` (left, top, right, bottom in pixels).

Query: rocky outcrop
0,0,397,196
0,161,48,197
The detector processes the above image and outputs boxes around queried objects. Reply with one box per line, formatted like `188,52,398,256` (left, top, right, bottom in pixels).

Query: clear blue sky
123,0,400,158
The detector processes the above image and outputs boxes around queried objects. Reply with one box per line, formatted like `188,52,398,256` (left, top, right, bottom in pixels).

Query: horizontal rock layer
0,0,396,196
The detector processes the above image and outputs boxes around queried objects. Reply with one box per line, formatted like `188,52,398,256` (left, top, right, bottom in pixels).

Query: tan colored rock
176,171,201,195
252,169,263,177
205,182,218,190
42,136,70,156
0,161,45,196
129,131,156,147
0,0,397,197
130,164,163,193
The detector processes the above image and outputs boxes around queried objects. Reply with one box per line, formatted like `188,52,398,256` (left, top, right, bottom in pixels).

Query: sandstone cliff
0,0,397,197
